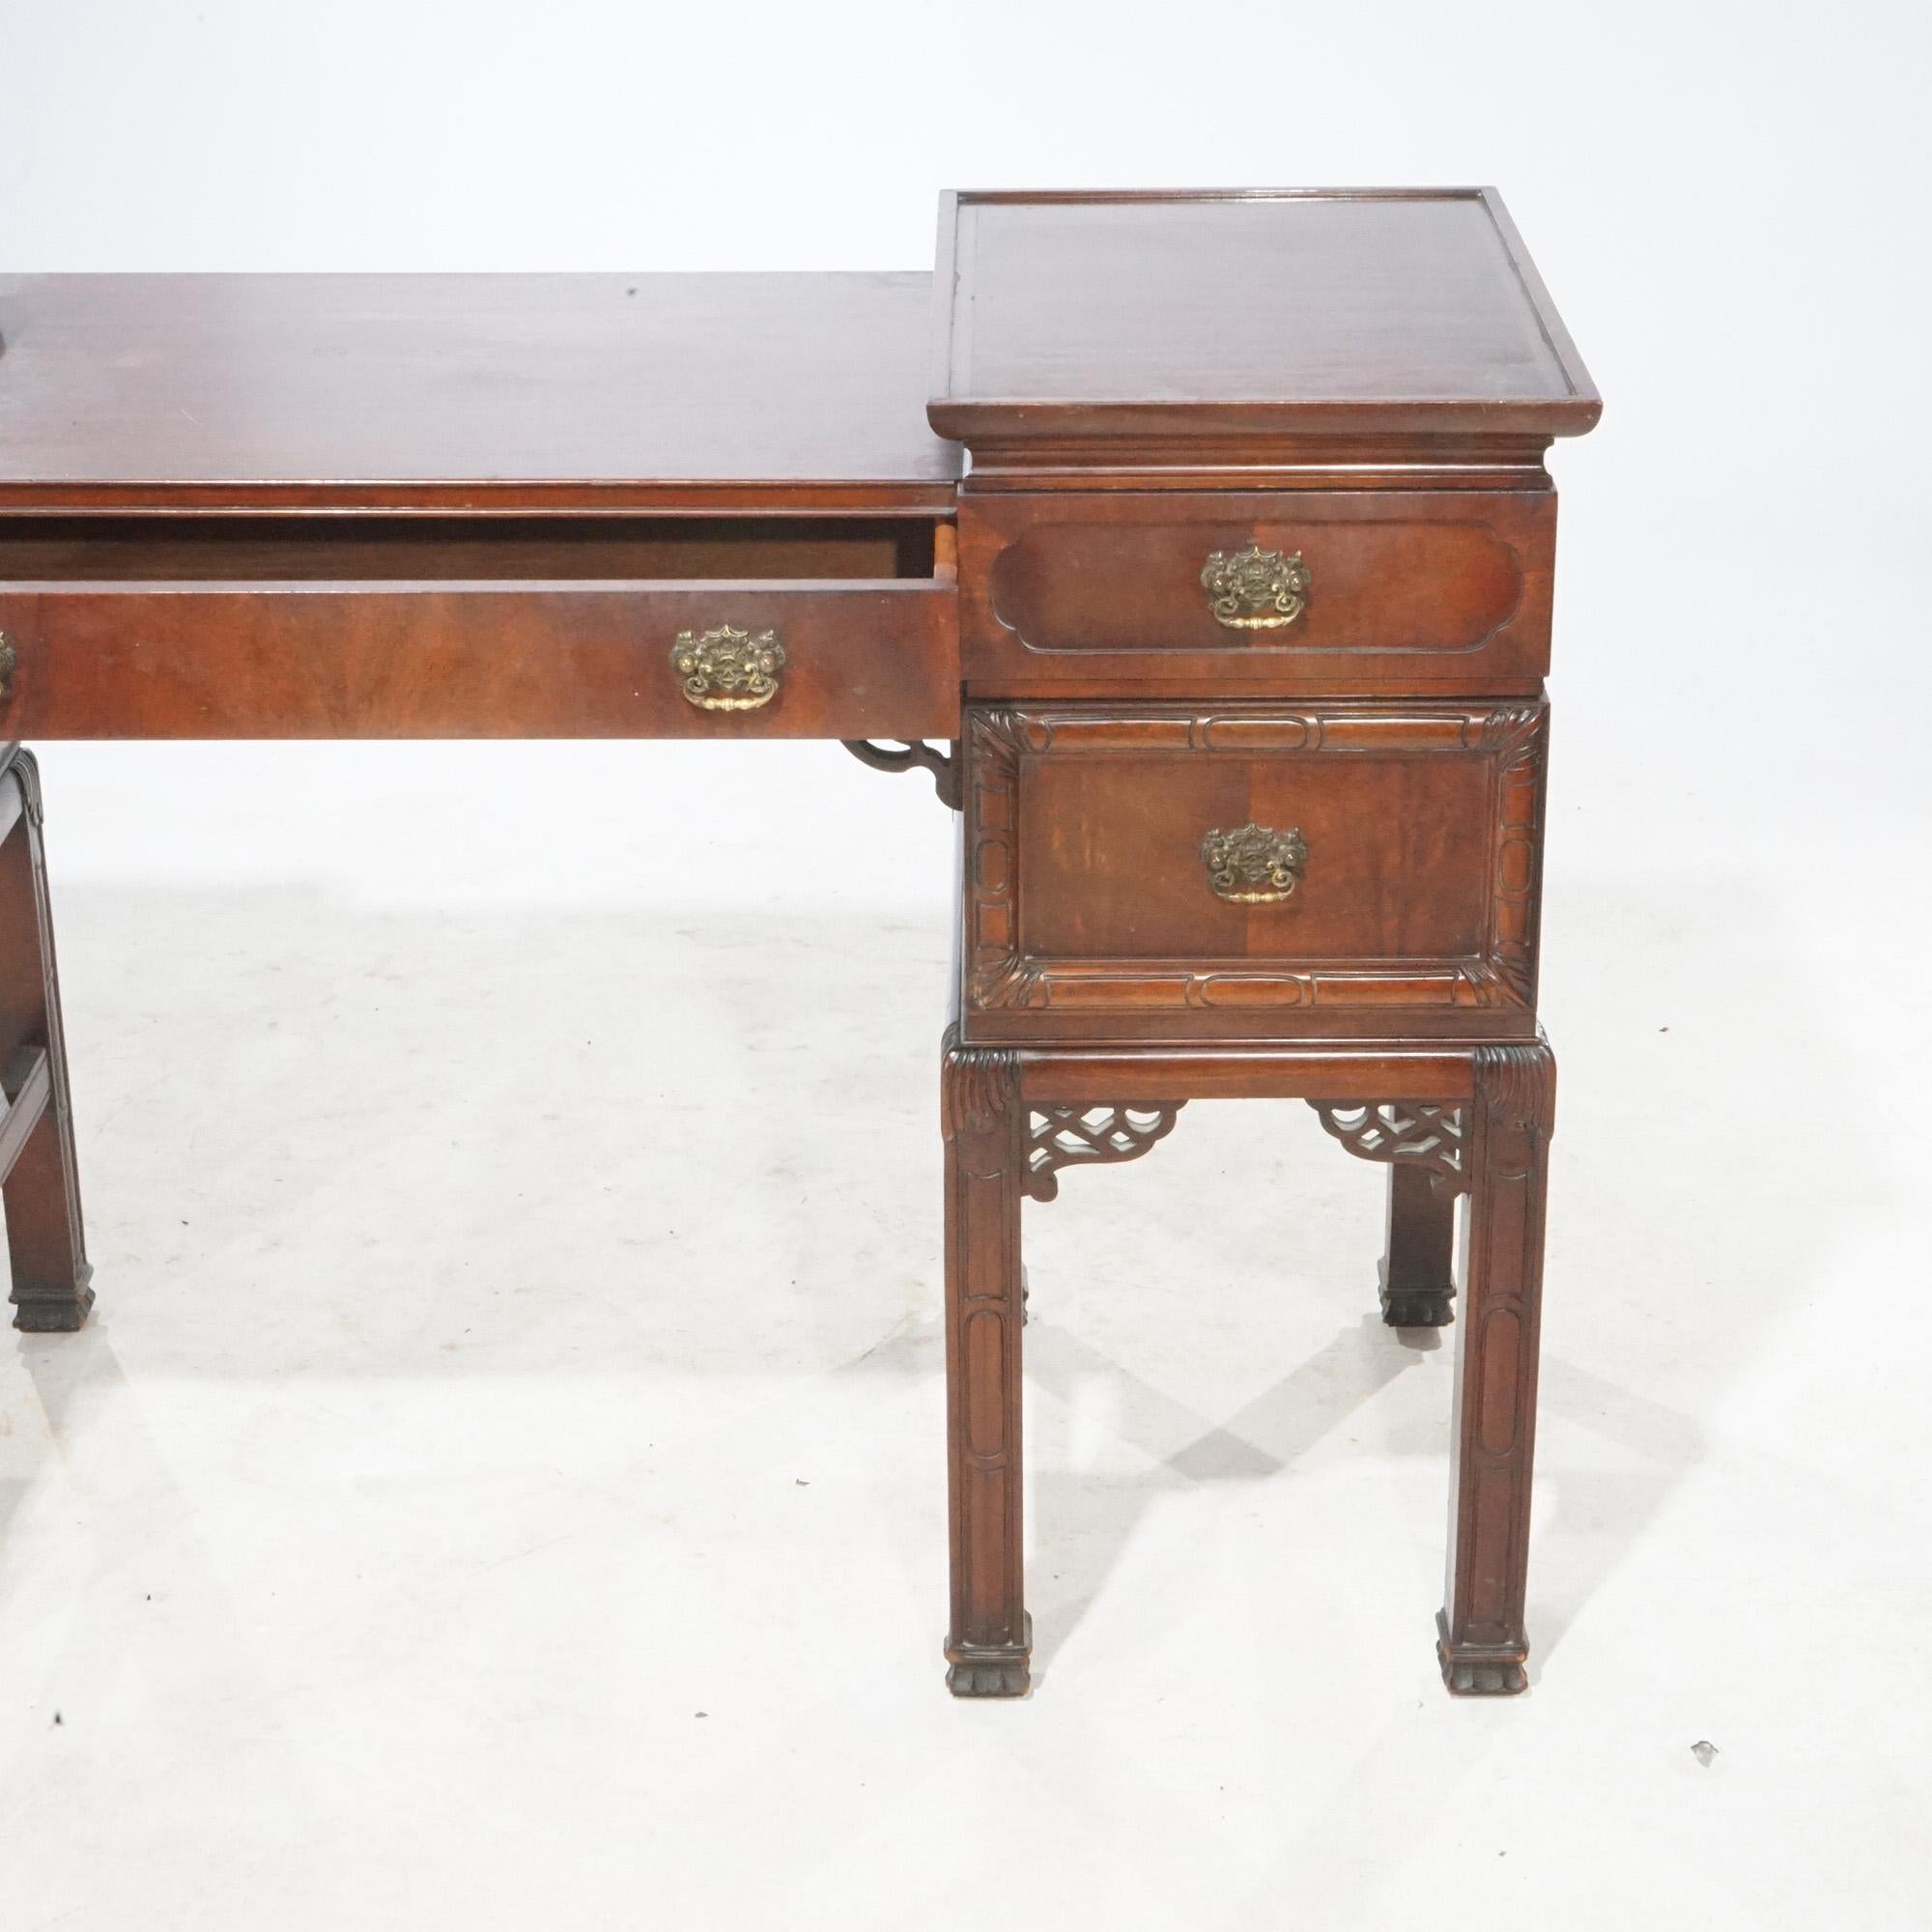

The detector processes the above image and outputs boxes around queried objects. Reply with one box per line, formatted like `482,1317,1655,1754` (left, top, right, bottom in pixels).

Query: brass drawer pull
1201,545,1309,629
1201,821,1307,903
671,624,785,711
0,631,16,702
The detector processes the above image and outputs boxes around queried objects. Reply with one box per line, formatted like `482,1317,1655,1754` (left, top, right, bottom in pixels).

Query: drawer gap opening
0,516,942,583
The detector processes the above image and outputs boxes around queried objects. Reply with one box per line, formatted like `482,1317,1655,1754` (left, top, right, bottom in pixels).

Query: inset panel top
930,189,1599,446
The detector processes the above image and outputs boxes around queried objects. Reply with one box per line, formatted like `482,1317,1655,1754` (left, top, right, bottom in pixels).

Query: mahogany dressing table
0,188,1598,1696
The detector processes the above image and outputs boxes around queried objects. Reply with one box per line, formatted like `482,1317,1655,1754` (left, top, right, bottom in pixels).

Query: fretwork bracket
1024,1102,1186,1202
1309,1101,1467,1196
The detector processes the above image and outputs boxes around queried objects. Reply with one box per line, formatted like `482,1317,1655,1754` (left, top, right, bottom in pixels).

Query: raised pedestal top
928,188,1599,478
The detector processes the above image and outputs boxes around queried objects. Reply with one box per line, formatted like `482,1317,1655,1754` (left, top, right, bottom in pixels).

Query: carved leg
1438,1040,1554,1694
1380,1164,1457,1326
0,748,94,1332
941,1028,1029,1696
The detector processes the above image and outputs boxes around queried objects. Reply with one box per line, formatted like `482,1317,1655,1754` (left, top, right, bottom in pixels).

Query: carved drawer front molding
961,700,1546,1037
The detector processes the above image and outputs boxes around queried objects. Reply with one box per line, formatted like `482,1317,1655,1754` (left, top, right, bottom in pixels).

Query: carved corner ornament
940,1029,1187,1198
940,1026,1020,1142
1472,1037,1557,1143
1313,1038,1552,1195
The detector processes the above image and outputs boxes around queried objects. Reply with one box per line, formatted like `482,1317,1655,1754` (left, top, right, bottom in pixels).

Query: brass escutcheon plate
671,625,786,711
1200,821,1308,902
1200,545,1310,629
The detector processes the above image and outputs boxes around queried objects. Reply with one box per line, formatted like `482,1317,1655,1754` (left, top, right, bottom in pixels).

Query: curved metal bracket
842,738,960,810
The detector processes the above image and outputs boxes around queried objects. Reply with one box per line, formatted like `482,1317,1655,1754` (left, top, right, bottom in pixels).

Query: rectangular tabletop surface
930,188,1599,442
0,270,962,514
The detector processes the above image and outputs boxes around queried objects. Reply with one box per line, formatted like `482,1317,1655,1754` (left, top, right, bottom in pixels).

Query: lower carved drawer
960,699,1547,1040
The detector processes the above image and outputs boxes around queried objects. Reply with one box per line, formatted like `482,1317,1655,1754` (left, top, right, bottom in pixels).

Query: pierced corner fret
1309,1100,1466,1196
1023,1102,1186,1203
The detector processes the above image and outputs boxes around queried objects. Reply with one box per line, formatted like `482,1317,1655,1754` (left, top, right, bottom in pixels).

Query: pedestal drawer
960,492,1554,695
0,516,957,739
961,700,1548,1040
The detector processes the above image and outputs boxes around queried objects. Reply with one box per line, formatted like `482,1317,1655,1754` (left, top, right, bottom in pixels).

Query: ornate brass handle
1201,546,1310,629
0,631,15,703
671,624,785,711
1201,822,1308,903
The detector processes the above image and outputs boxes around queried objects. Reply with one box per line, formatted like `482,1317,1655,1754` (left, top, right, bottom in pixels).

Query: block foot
11,1266,95,1332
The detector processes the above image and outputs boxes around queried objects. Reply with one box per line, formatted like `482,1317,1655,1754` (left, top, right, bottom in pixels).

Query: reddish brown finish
940,1029,1031,1696
1017,1045,1479,1106
0,188,1598,1704
935,187,1596,1699
961,700,1546,1039
0,272,961,515
0,746,91,1332
0,577,957,741
930,188,1598,483
1439,1040,1554,1692
1380,1165,1458,1327
961,491,1554,694
948,1032,1555,1696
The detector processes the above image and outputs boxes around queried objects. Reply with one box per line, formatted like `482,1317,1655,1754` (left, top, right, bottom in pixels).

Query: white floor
2,726,1928,1930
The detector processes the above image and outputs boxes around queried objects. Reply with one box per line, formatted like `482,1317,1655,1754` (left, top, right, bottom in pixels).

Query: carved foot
1378,1262,1453,1328
1383,1283,1453,1329
947,1658,1031,1697
12,1271,95,1331
946,1618,1032,1698
1436,1612,1528,1695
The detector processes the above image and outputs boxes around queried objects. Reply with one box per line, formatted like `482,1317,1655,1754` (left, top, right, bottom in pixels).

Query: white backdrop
3,5,1929,1929
3,0,1927,896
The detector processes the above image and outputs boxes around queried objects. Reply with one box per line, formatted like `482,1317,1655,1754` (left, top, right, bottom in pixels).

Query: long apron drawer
0,515,957,738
